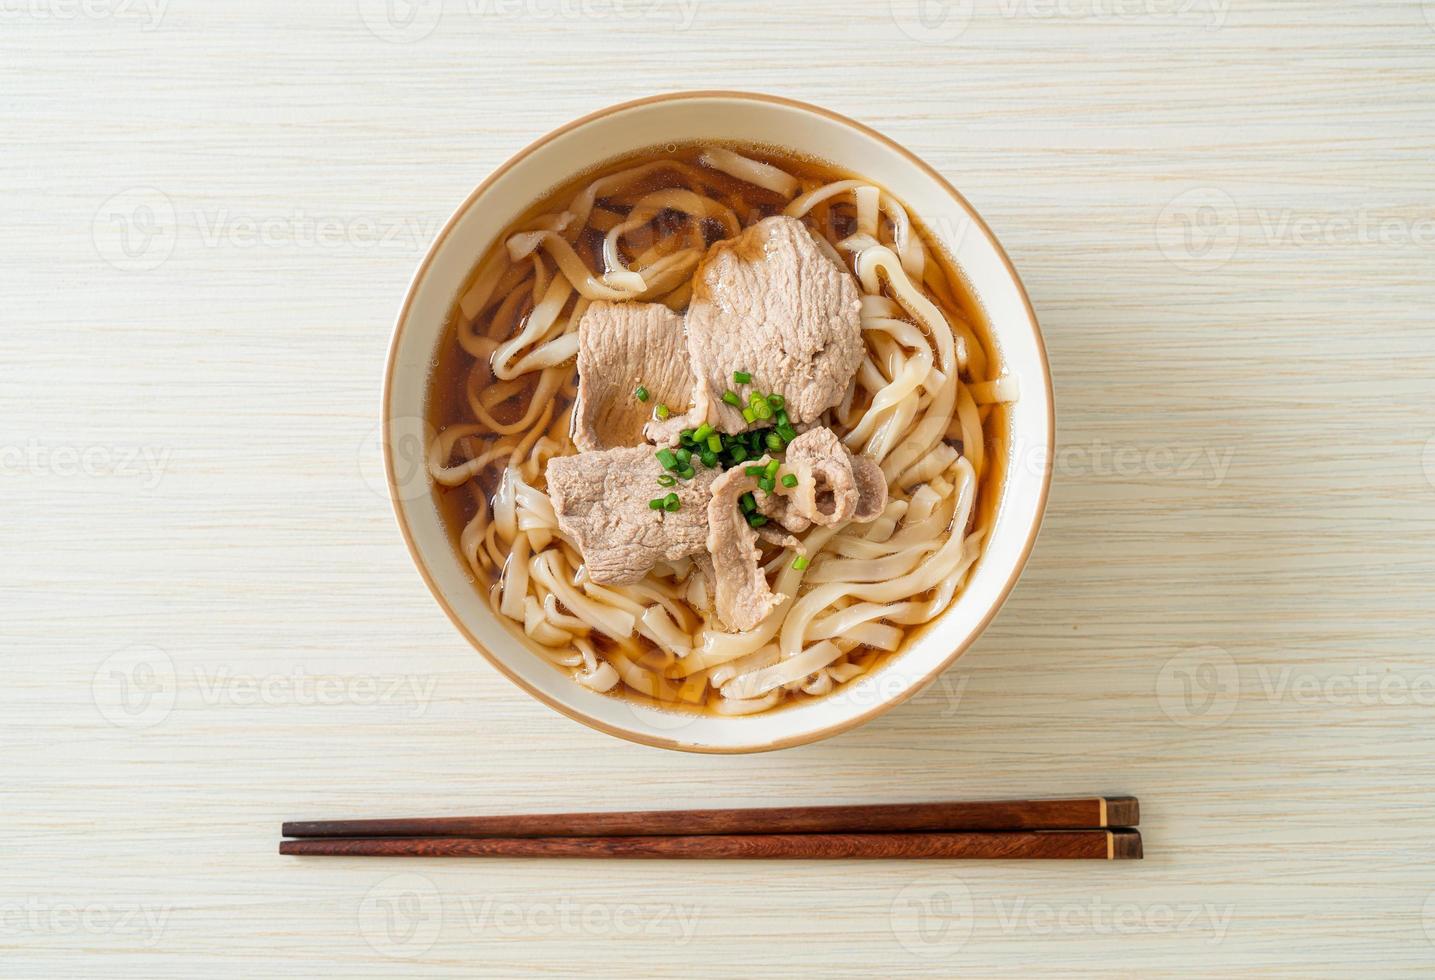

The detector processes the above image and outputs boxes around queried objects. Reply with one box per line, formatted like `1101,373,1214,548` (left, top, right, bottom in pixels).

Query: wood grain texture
281,796,1137,838
278,831,1138,860
3,0,1434,976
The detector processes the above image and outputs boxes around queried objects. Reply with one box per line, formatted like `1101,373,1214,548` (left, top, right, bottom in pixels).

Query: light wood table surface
4,1,1434,975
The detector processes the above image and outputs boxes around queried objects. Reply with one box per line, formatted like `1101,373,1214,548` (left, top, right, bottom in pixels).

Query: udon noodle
427,144,1013,716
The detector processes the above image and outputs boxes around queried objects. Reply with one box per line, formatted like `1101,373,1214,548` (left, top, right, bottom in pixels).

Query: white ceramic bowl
384,92,1053,753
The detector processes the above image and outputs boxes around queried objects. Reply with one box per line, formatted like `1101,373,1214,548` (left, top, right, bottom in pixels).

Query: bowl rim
383,90,1054,753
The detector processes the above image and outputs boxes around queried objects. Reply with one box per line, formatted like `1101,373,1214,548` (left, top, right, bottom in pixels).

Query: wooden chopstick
282,796,1137,839
280,830,1141,860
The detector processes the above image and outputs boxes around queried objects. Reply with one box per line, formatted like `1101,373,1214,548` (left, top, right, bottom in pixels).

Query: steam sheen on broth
427,143,1013,716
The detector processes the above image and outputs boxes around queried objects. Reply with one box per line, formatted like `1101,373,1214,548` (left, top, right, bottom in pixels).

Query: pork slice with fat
572,301,691,452
546,446,716,585
648,215,863,444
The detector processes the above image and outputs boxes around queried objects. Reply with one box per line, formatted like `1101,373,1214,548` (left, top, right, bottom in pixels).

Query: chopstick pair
280,796,1141,860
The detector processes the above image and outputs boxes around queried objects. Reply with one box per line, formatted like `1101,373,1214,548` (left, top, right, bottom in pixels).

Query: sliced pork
648,215,863,444
706,464,785,631
547,446,717,585
758,427,889,533
572,301,691,453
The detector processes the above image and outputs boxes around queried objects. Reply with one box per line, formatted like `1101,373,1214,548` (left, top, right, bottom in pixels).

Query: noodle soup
427,143,1010,717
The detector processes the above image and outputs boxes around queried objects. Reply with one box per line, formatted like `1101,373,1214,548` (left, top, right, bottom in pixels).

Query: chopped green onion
764,459,781,479
656,448,677,470
792,555,810,570
733,370,752,384
777,424,798,443
765,431,785,452
700,450,718,468
635,385,649,402
721,390,741,408
744,464,764,477
741,407,757,424
728,445,748,464
663,492,681,512
768,394,785,409
775,409,789,427
693,422,714,442
706,434,722,453
739,492,757,513
657,474,677,487
758,476,775,493
675,447,692,465
747,513,768,528
678,465,695,480
781,473,798,488
679,429,695,446
648,498,663,510
654,403,671,421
